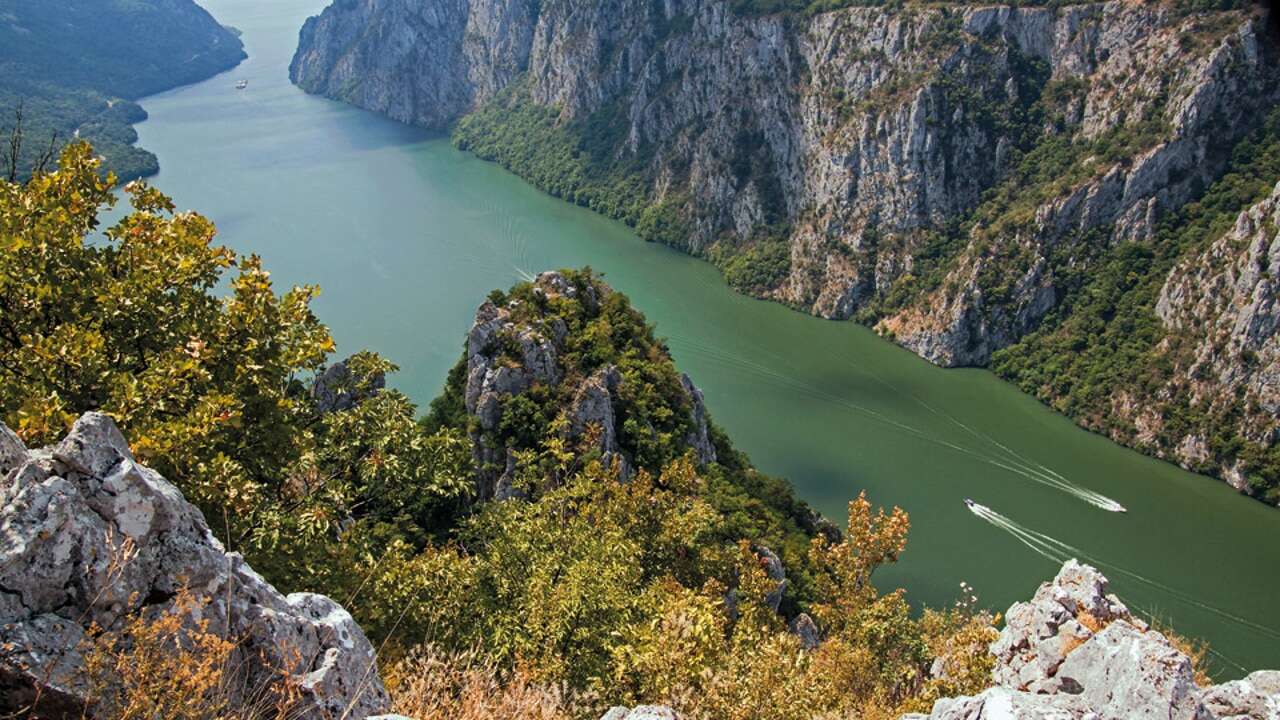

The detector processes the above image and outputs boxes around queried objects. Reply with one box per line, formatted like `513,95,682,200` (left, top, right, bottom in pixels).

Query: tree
0,143,472,590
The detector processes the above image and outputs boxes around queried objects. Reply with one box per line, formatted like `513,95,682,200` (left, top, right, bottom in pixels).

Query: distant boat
964,498,976,510
236,79,248,90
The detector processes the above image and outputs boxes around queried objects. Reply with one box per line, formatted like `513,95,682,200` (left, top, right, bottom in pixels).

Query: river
121,0,1280,675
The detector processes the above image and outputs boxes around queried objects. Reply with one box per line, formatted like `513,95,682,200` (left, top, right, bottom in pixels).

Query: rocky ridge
291,0,1280,502
0,413,389,718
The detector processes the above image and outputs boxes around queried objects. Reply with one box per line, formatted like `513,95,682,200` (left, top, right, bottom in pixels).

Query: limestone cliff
291,0,1280,502
0,413,389,718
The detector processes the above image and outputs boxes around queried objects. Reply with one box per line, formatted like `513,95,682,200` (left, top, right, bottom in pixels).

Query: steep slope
290,0,1280,502
0,0,246,180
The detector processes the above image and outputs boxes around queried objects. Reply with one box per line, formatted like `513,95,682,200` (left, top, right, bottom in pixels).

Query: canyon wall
291,0,1280,502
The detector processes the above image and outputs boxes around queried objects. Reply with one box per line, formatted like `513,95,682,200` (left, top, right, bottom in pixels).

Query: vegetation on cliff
2,144,1000,718
990,110,1280,503
0,0,245,181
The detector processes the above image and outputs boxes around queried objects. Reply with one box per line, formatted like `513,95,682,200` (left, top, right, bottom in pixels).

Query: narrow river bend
122,0,1280,675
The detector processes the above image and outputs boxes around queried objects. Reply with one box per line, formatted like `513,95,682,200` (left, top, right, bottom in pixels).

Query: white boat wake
664,333,1126,512
965,500,1280,663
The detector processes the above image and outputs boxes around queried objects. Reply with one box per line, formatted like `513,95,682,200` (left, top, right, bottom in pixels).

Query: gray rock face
0,423,26,477
1147,181,1280,492
0,413,389,719
681,373,718,466
1202,671,1280,720
463,271,718,497
290,0,538,129
570,364,630,478
1057,621,1208,720
908,560,1280,720
790,612,821,651
754,544,787,613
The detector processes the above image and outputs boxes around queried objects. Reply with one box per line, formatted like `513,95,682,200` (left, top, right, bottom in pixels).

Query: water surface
125,0,1280,675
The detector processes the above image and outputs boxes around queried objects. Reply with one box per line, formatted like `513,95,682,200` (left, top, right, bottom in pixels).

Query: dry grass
384,647,578,720
80,589,307,720
1150,619,1213,687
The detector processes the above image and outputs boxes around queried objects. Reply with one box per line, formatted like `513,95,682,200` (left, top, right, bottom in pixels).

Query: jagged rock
902,686,1089,720
1056,621,1208,720
600,706,680,720
1201,670,1280,720
0,413,389,719
313,357,386,412
908,560,1280,720
570,364,630,478
990,559,1132,691
791,612,821,650
754,544,787,613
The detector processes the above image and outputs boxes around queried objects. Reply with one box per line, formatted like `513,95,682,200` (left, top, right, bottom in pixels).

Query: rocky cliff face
291,0,1280,501
462,270,717,498
905,561,1280,720
0,413,389,718
1148,181,1280,492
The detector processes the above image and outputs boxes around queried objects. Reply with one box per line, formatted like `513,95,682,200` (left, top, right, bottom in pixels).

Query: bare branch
33,130,58,178
3,100,23,183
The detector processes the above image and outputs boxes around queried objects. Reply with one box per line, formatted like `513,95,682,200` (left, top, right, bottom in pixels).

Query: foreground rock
0,414,389,719
904,560,1280,720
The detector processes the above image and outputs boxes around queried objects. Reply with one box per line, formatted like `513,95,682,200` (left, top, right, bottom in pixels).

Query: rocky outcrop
905,561,1280,720
0,413,389,719
463,271,717,498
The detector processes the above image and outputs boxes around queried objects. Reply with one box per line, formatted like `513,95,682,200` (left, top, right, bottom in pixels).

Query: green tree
0,143,472,591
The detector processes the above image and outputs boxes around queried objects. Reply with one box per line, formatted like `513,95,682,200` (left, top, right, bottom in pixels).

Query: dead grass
384,647,578,720
1150,619,1213,687
80,589,307,720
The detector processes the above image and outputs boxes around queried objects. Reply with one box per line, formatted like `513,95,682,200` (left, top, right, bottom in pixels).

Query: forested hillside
0,0,244,181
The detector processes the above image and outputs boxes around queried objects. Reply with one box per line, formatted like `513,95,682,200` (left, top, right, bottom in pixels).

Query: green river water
122,0,1280,676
